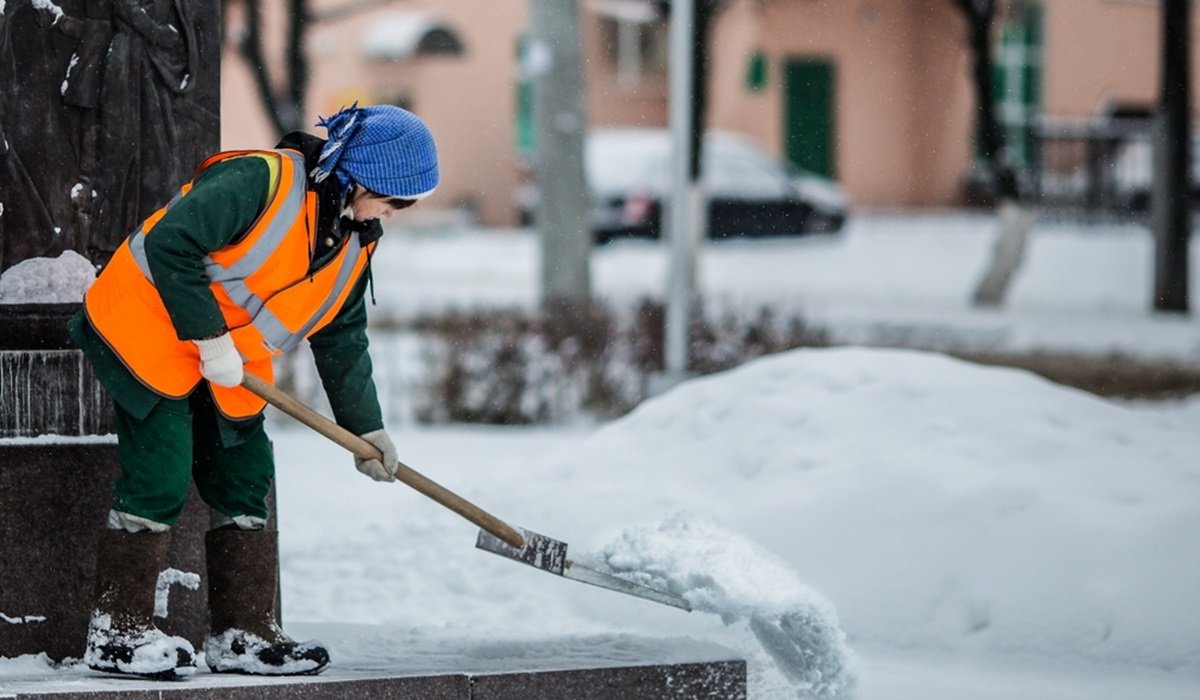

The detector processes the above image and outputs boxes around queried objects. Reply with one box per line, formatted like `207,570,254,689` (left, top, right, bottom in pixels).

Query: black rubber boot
204,529,330,675
84,529,196,679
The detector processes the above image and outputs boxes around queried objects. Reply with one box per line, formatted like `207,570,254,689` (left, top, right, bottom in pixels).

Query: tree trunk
961,1,1017,201
956,0,1031,307
231,0,310,137
973,200,1034,305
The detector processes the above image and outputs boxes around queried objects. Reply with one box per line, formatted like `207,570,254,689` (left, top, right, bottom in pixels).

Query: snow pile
0,653,56,676
589,513,856,699
561,348,1200,672
0,250,95,303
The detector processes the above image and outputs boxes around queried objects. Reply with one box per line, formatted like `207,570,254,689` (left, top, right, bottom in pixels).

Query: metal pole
531,0,591,306
665,0,698,383
1152,0,1190,313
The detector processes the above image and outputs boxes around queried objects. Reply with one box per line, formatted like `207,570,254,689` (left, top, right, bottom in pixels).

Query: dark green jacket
70,132,384,445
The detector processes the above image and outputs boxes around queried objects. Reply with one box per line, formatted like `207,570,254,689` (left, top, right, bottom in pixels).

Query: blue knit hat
311,103,440,199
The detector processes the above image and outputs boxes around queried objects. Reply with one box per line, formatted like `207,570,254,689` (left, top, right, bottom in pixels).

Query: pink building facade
220,0,1200,226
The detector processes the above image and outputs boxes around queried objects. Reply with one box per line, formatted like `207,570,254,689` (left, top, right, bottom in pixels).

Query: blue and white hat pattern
311,103,440,200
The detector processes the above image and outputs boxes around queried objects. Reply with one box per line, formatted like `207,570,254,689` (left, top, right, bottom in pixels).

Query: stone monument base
0,442,212,661
2,659,747,699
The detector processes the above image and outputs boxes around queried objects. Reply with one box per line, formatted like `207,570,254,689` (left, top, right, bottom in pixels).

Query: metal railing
1026,118,1167,222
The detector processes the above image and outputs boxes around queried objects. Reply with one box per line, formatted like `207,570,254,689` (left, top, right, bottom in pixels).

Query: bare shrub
412,300,828,425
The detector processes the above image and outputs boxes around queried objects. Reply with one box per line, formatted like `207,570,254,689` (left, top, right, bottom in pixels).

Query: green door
784,58,836,177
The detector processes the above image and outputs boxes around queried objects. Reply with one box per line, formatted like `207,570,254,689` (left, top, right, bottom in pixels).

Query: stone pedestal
1,0,225,664
0,304,110,437
0,443,211,661
0,304,210,660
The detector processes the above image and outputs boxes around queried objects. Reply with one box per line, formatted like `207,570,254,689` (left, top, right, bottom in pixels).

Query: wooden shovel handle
242,373,525,549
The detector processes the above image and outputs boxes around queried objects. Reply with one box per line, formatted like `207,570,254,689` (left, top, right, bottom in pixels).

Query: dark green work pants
111,388,274,527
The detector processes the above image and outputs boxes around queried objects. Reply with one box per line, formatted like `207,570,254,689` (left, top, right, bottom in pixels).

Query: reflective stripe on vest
127,190,185,283
84,147,378,420
123,150,362,354
205,233,362,353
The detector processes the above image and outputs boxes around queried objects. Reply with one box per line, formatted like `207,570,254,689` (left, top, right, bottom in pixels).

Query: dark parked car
519,128,848,244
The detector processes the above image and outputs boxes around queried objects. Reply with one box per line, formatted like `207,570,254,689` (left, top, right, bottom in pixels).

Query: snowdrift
564,347,1200,672
273,347,1199,698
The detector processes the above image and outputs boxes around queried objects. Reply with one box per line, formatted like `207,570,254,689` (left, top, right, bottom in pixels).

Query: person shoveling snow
69,103,440,679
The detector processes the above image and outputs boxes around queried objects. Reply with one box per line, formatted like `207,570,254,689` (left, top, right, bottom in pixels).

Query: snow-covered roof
361,11,464,61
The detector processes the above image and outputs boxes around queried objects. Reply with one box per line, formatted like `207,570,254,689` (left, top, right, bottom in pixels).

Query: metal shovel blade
476,527,693,612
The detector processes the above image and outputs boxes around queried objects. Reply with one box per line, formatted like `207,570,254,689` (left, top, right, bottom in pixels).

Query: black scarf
276,131,381,301
275,130,385,254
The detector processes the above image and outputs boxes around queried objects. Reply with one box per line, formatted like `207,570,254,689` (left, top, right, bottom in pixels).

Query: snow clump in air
587,512,857,699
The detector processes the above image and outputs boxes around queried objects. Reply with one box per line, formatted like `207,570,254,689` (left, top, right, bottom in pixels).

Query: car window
586,130,813,200
705,151,791,199
587,134,669,195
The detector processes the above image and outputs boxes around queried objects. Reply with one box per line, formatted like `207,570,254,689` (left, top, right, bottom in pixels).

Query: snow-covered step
0,657,746,699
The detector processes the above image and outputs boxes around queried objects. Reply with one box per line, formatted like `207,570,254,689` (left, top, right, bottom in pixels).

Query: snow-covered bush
412,303,643,424
412,300,828,425
266,300,828,426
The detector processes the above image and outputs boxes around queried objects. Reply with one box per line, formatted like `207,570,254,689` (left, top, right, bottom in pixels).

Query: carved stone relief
0,0,219,273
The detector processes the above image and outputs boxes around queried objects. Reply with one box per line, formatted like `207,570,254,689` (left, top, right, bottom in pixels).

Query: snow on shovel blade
475,527,692,612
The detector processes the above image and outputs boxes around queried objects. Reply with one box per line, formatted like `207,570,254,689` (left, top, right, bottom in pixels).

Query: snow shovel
241,374,692,611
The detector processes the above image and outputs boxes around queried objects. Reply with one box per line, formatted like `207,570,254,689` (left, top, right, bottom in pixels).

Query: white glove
193,333,244,388
355,429,398,482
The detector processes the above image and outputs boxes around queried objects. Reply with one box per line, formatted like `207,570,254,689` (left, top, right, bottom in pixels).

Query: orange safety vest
85,149,376,420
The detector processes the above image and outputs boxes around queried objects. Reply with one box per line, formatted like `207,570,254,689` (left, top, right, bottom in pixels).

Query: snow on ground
283,349,1200,697
368,213,1200,361
5,348,1165,698
4,214,1200,698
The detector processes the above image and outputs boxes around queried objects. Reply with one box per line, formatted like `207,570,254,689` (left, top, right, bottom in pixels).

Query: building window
598,16,668,89
746,51,768,92
361,12,466,62
416,29,465,57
